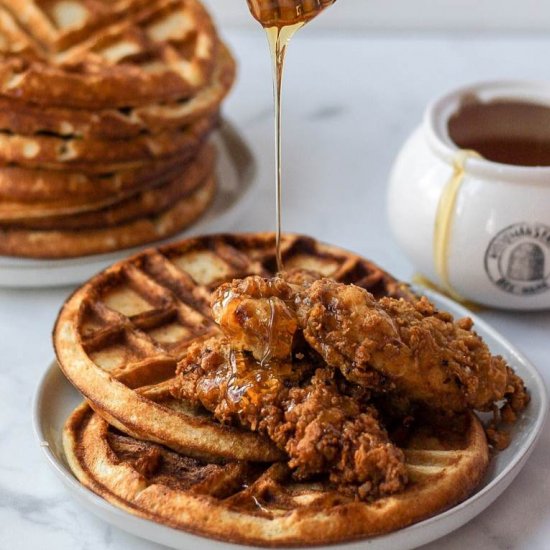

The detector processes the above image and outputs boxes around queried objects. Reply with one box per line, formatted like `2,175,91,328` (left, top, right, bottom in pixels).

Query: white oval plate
0,119,256,289
33,289,548,550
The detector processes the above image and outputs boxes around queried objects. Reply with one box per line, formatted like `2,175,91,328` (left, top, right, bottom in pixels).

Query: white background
204,0,550,31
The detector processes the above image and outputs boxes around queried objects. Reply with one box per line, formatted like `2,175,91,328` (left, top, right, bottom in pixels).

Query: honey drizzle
260,296,278,365
267,23,303,273
246,1,336,273
433,149,481,302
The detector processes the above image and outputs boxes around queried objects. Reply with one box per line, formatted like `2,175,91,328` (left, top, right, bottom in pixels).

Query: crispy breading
296,278,528,414
282,368,407,499
173,343,407,499
171,272,528,499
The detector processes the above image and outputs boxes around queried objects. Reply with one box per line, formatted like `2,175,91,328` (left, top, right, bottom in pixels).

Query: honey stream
246,0,336,272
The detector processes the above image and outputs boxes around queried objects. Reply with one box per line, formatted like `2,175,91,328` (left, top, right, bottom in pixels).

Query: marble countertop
1,29,549,550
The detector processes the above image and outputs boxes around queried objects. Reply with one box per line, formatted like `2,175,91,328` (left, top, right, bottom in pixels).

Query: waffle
0,43,235,140
0,177,216,258
64,401,489,546
0,0,152,51
0,154,193,203
0,0,219,108
0,0,235,258
0,115,216,172
0,143,214,227
54,234,412,461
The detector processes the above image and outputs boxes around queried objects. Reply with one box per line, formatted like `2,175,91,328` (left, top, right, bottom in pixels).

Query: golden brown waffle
0,43,235,140
54,234,412,460
0,143,214,227
64,401,489,546
0,116,216,172
0,177,216,258
0,154,194,203
0,0,234,259
0,0,219,108
0,0,152,51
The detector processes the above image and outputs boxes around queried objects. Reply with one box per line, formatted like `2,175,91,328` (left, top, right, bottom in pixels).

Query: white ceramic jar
388,80,550,310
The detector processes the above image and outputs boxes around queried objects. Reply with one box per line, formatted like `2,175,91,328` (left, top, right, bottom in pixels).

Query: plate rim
32,287,549,549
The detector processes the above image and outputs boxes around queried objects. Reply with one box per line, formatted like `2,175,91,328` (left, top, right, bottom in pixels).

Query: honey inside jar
449,100,550,167
247,0,336,27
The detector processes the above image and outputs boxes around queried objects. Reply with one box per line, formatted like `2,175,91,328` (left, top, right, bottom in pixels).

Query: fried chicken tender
172,340,407,499
282,369,406,499
172,336,310,429
211,274,528,416
297,278,528,414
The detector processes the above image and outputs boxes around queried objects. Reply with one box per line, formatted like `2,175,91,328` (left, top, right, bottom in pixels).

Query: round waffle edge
0,0,220,109
0,176,216,258
63,400,489,546
0,143,215,227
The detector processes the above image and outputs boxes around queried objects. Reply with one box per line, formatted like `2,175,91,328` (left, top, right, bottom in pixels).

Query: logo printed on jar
485,223,550,295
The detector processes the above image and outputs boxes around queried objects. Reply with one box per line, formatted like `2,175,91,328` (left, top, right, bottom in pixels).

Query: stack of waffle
0,0,235,259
